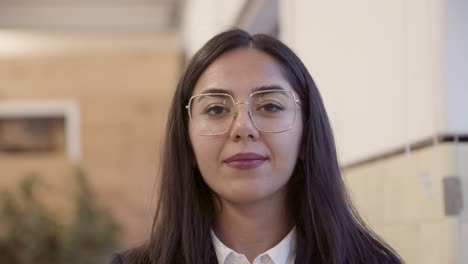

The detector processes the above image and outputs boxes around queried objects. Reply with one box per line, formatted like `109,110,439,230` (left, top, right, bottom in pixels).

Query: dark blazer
109,252,125,264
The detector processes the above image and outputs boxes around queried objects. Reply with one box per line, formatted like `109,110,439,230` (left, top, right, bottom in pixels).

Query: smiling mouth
224,153,267,170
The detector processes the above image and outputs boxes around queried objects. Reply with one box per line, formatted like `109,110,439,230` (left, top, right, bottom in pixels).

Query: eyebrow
252,85,286,93
200,88,233,96
199,85,287,95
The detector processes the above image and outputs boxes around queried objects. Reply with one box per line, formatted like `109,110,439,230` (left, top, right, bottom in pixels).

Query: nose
229,103,259,141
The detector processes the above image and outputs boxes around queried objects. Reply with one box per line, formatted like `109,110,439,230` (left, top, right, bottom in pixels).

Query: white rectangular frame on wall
0,100,81,163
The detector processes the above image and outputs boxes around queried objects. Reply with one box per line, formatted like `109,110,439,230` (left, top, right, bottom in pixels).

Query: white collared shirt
211,227,296,264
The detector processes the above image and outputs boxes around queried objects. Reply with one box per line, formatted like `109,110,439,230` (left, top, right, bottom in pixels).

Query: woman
110,29,402,264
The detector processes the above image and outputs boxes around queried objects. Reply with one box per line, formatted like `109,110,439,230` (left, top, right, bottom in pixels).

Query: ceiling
0,0,182,31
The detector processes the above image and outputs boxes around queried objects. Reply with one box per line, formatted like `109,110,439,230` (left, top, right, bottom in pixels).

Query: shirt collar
211,227,296,264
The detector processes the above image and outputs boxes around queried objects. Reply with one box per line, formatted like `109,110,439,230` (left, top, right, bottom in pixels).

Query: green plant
0,168,119,264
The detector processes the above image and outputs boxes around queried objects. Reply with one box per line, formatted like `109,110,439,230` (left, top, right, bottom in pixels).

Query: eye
257,103,285,113
203,105,230,116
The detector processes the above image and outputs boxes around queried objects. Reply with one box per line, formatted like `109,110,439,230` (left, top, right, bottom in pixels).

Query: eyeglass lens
189,90,296,135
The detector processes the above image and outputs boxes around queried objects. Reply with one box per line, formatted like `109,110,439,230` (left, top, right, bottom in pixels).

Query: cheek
190,135,223,172
270,128,303,177
274,137,300,169
273,127,302,159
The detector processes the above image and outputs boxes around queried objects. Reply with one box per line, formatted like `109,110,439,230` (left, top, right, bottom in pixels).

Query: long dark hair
125,29,402,264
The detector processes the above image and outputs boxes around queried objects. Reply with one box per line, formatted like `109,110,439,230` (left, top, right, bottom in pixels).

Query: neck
213,189,293,263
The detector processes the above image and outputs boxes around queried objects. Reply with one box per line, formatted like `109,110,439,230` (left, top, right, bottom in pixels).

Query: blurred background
0,0,466,263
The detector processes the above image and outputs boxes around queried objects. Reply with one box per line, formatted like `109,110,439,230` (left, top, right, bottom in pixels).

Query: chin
218,185,283,205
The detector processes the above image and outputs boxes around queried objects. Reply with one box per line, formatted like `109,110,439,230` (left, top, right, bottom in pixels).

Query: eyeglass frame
185,89,301,136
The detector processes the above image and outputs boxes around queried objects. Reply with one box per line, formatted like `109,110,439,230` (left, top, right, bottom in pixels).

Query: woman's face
189,48,303,205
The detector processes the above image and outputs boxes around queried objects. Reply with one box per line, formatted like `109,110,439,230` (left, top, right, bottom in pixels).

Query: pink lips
224,152,267,170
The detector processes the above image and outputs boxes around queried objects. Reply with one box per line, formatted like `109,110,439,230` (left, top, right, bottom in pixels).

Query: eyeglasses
186,89,301,136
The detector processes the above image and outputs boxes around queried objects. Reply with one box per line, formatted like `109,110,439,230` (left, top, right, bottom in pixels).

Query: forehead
192,48,293,96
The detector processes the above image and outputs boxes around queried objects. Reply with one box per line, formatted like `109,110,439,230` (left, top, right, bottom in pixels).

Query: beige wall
280,0,446,166
456,143,468,262
0,31,180,247
343,143,466,263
